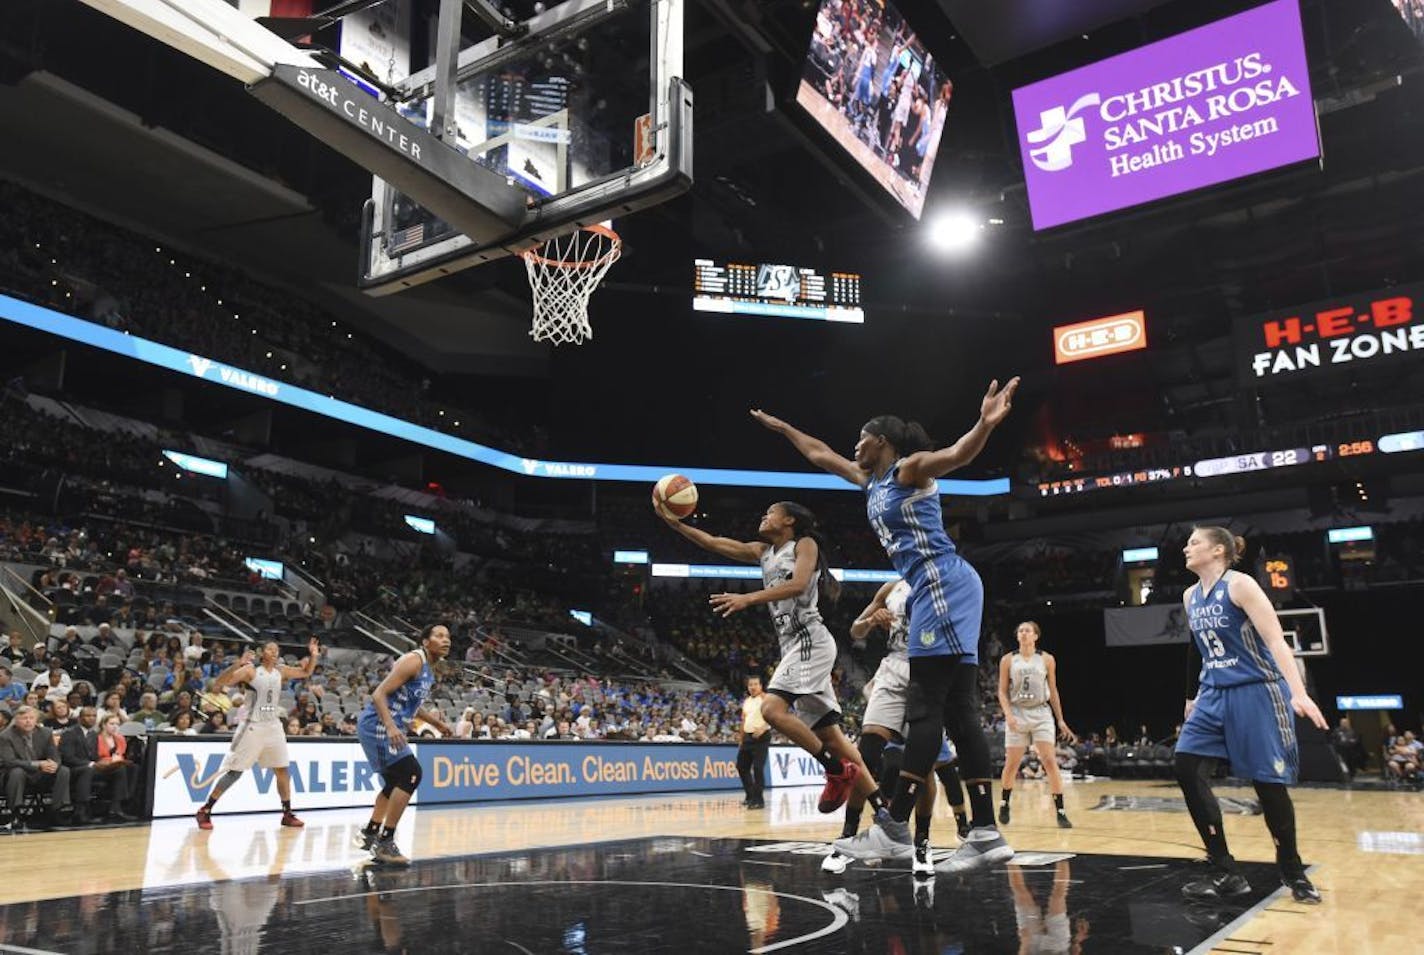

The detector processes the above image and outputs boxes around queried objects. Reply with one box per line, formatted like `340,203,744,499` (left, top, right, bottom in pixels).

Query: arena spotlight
927,210,982,253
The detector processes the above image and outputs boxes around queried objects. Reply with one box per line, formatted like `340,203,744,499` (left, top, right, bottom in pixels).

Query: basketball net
521,223,622,346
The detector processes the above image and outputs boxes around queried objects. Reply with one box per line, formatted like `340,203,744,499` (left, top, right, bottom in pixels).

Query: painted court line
297,878,849,954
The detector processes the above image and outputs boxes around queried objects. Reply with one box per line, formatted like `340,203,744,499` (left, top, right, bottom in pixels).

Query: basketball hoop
521,224,622,346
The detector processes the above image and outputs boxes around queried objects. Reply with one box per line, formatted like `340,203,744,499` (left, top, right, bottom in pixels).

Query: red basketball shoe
818,760,860,813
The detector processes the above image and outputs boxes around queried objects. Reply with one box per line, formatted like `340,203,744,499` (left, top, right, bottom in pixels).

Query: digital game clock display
693,259,864,323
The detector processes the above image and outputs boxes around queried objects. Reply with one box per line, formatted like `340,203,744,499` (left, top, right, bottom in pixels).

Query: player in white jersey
196,637,319,830
825,576,970,877
997,621,1076,829
657,499,879,815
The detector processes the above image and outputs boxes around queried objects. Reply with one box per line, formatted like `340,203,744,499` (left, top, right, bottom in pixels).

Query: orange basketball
652,474,699,520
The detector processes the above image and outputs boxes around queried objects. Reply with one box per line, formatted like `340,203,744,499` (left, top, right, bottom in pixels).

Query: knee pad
858,732,889,779
385,755,423,795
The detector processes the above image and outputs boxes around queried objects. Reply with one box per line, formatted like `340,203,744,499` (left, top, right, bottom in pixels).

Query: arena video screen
795,0,954,219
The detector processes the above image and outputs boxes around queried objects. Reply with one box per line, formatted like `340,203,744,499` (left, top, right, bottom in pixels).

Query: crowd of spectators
0,181,546,456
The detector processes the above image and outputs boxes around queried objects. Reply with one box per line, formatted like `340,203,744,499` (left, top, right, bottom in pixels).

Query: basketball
652,474,699,520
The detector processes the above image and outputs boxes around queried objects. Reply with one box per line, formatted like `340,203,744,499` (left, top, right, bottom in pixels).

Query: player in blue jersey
752,376,1019,875
356,623,453,866
1175,526,1327,903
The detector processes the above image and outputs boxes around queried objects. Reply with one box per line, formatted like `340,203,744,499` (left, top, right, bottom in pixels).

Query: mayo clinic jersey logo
1273,759,1286,776
919,630,937,648
1025,92,1102,171
187,355,214,378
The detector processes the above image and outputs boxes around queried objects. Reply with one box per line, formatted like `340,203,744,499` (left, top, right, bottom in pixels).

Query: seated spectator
162,660,202,698
0,705,75,828
57,707,99,825
339,714,357,736
303,723,324,737
97,691,128,725
319,713,341,737
1388,731,1422,783
166,690,200,724
91,623,119,652
201,645,228,680
25,642,51,673
202,711,228,735
131,692,163,729
0,711,9,732
90,713,137,819
169,711,198,736
0,667,26,707
53,628,84,667
43,700,76,734
454,707,478,738
33,663,73,706
285,716,302,737
298,699,320,726
69,681,95,710
1,632,25,666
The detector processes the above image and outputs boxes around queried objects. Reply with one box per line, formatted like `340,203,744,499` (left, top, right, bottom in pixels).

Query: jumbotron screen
795,0,954,218
692,259,864,323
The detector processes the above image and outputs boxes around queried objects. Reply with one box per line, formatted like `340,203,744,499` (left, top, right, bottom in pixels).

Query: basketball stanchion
521,223,622,345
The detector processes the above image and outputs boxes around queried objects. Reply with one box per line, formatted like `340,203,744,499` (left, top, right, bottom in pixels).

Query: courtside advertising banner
151,738,381,817
1013,0,1320,230
766,745,828,787
150,738,744,816
414,741,741,803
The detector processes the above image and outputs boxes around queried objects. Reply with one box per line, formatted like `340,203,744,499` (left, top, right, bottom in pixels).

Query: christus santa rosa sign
1235,282,1424,384
1012,0,1321,230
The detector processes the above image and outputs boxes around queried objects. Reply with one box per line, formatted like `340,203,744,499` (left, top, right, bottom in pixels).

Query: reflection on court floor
10,826,1286,954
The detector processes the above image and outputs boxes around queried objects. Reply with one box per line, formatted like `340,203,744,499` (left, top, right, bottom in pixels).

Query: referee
737,675,771,809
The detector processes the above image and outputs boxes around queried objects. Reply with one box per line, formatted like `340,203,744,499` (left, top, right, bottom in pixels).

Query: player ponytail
862,415,934,456
776,501,841,604
1194,525,1246,566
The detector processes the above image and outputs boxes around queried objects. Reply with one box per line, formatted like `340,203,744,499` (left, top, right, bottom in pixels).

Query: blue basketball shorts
905,556,984,664
1175,679,1298,784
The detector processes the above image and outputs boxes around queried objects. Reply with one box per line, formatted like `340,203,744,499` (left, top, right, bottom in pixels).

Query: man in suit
58,706,99,824
0,704,74,829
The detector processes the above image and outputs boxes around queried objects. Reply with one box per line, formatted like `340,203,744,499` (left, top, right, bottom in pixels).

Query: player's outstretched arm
749,409,868,488
212,651,255,691
898,378,1019,486
1228,573,1328,729
654,499,764,563
710,537,818,617
277,638,321,681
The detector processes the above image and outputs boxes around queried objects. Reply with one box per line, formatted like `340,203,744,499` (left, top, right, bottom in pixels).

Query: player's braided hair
774,501,841,604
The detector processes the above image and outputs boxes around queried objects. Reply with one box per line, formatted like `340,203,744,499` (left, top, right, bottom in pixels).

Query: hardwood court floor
3,778,1421,953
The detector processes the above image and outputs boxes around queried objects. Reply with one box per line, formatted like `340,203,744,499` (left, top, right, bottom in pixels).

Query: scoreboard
693,259,864,323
